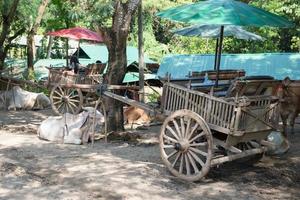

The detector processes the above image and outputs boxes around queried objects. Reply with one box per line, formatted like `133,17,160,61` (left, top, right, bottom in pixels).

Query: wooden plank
161,84,168,111
210,147,266,166
177,89,182,110
103,91,158,115
165,85,171,111
182,90,186,109
167,82,235,105
169,87,174,111
207,123,230,134
213,138,242,153
210,100,216,124
224,104,229,128
206,97,212,123
173,87,178,110
0,75,46,89
184,90,190,109
199,96,204,117
215,101,220,125
233,107,242,131
192,94,197,112
218,103,224,127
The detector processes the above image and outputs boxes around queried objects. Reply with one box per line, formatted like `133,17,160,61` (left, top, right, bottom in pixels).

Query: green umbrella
157,0,294,86
157,0,294,27
173,24,264,70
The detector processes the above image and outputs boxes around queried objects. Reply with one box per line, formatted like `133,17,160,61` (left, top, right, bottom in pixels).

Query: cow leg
64,129,82,145
290,112,298,135
281,113,289,138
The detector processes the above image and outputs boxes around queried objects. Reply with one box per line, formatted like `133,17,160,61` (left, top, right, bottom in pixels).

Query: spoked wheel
91,98,108,144
50,84,83,115
159,109,213,181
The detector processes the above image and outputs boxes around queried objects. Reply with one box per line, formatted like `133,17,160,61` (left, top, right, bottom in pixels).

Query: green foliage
143,0,300,60
34,0,300,63
147,91,160,103
46,0,84,29
84,0,114,27
4,0,299,65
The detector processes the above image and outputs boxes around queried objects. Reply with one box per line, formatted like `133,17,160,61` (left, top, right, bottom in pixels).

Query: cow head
82,107,105,124
282,77,292,88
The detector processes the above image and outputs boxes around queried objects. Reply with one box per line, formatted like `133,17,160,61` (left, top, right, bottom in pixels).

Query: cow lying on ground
38,107,105,144
0,86,50,110
278,77,300,136
124,106,151,125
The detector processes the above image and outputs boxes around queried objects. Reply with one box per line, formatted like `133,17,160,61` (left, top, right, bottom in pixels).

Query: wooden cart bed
161,82,278,143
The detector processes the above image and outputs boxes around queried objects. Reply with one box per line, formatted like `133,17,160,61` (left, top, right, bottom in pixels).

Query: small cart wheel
159,109,213,181
50,84,83,115
91,98,108,143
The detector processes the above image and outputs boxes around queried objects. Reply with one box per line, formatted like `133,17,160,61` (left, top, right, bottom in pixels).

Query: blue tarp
157,53,300,80
79,44,157,64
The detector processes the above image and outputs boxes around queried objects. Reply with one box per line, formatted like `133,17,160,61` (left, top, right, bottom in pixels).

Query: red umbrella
47,27,104,67
47,27,103,42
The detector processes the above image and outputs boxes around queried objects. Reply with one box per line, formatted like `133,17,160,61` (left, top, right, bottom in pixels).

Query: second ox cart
100,78,280,181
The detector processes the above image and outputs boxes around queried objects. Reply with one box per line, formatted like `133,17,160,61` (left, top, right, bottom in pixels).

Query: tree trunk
26,0,49,75
105,33,128,131
0,0,20,72
0,51,6,73
95,0,141,132
46,35,54,58
27,32,35,72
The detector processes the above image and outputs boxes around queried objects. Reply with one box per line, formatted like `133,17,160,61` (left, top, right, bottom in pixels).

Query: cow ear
282,77,291,86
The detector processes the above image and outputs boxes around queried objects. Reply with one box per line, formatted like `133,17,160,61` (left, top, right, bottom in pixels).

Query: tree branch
94,25,112,48
32,0,50,34
0,0,20,46
6,0,20,26
7,28,25,44
123,0,140,31
112,0,123,33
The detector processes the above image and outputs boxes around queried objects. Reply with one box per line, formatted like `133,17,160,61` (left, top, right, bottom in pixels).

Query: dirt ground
0,109,299,200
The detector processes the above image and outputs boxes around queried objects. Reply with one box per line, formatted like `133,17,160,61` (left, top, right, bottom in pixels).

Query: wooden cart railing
160,82,278,145
47,68,102,87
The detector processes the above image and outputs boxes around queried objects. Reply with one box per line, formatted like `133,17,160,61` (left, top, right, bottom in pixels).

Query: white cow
0,86,50,110
38,108,105,144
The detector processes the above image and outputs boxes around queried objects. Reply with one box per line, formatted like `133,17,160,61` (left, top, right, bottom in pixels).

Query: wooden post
138,0,145,103
66,38,69,67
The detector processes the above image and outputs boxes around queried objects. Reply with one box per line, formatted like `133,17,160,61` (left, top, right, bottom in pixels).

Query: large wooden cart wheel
91,98,108,144
50,84,83,115
160,109,213,181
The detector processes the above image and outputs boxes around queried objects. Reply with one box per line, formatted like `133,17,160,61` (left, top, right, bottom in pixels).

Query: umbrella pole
77,40,80,58
215,26,224,88
214,38,219,70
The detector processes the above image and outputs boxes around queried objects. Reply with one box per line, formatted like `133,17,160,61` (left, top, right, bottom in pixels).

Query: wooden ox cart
45,65,281,181
97,79,280,181
46,64,138,115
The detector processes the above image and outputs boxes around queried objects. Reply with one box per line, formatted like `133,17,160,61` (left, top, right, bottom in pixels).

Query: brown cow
123,106,151,125
278,77,300,136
